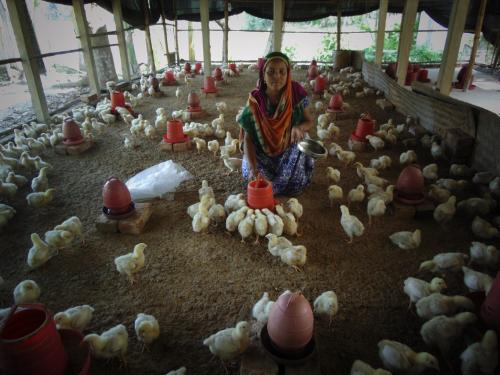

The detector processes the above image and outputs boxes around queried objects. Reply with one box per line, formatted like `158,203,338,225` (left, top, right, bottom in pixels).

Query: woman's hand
291,126,306,143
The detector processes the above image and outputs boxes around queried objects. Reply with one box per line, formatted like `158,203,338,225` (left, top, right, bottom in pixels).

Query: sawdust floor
1,68,498,375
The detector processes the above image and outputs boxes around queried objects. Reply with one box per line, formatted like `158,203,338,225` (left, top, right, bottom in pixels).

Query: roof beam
6,0,50,123
436,0,470,95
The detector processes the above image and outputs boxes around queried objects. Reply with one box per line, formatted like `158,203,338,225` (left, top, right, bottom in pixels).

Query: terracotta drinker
62,117,84,145
395,164,425,204
187,91,201,112
267,291,314,355
314,75,326,95
194,62,202,74
351,114,375,142
163,119,188,144
202,76,217,94
213,67,223,81
327,93,344,112
102,177,134,217
481,272,500,331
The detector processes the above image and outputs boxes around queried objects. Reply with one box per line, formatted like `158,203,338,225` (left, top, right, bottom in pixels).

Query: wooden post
436,0,470,95
142,0,156,74
159,0,170,58
375,0,388,66
112,0,131,81
72,0,100,94
463,0,488,91
174,15,180,64
336,6,341,51
223,0,229,64
396,0,419,85
273,0,283,52
6,0,50,123
200,0,212,76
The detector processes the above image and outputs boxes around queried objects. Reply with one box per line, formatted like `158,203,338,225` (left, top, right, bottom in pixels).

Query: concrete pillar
396,0,419,85
112,0,131,81
273,0,283,52
142,0,156,74
375,0,388,66
200,0,212,76
463,0,487,91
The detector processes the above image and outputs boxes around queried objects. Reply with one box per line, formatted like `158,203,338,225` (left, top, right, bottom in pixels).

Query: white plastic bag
126,160,193,201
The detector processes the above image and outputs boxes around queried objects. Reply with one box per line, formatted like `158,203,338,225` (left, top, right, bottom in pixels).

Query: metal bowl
297,138,327,159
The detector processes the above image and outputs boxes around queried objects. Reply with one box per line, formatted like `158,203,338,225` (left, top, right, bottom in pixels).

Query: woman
238,52,314,196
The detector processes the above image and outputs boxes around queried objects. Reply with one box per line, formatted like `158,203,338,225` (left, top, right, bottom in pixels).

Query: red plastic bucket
164,70,175,83
481,272,500,331
307,65,318,80
0,304,67,375
164,119,187,143
247,175,274,210
110,90,125,109
229,63,237,73
202,76,217,93
328,94,343,111
354,116,374,141
59,329,90,375
194,62,202,74
184,62,191,73
417,69,429,82
213,67,223,81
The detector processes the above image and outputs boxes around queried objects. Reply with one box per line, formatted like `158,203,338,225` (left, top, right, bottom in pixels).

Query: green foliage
243,13,272,31
315,35,336,62
283,45,297,61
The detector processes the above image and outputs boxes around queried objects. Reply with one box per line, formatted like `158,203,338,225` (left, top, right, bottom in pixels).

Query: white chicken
13,279,41,304
26,188,55,208
279,245,307,271
366,135,385,151
403,277,447,307
433,196,456,226
221,155,242,175
262,208,284,236
44,229,74,250
419,252,469,273
286,198,303,226
207,140,220,158
378,339,439,374
54,305,94,331
369,155,392,171
54,216,83,241
224,193,246,213
202,321,250,362
252,292,275,323
114,243,147,284
347,185,365,206
416,293,475,320
208,204,226,225
460,330,498,375
275,204,298,236
367,197,386,226
420,312,477,355
135,313,160,349
350,360,392,375
192,206,210,233
225,206,248,233
431,141,444,160
428,184,451,204
265,233,293,257
469,241,499,268
253,209,268,244
389,229,421,250
165,367,187,375
462,266,493,294
84,324,128,362
238,210,255,243
313,291,338,326
399,150,417,165
340,205,364,243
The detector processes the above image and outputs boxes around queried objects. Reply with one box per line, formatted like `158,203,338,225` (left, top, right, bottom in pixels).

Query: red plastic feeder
228,63,239,76
63,117,85,145
163,119,189,144
267,292,314,355
184,62,191,74
405,70,418,86
102,177,135,219
111,90,126,109
59,329,91,375
187,91,202,113
0,304,68,375
202,76,217,94
481,272,500,332
314,75,327,95
395,164,425,205
213,67,224,81
351,114,375,142
327,93,344,113
161,70,176,85
194,62,202,74
417,69,430,83
257,57,265,70
307,65,318,80
247,175,275,211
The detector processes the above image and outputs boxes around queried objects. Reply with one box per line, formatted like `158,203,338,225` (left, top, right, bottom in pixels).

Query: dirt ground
1,67,498,375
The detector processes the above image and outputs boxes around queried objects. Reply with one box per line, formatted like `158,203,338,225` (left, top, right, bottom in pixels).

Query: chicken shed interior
1,1,500,375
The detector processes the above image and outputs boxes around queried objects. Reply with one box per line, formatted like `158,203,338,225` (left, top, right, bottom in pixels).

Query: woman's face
264,59,288,93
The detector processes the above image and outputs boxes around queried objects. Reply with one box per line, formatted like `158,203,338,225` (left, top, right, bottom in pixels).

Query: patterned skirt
242,144,315,196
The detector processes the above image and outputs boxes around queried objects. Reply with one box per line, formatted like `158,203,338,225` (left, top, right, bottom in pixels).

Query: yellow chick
165,367,187,375
192,206,210,233
44,229,74,250
314,291,338,327
252,292,275,323
286,198,303,225
203,321,250,363
419,252,469,273
0,181,17,199
462,266,493,294
275,204,298,236
403,277,447,308
54,305,95,331
350,359,392,375
366,135,385,151
347,184,365,206
27,233,56,269
416,293,475,321
26,188,55,208
114,243,147,284
31,167,49,192
399,150,417,165
238,211,255,243
207,140,220,157
340,205,364,243
262,208,284,236
336,150,356,166
460,330,498,375
192,137,206,154
253,209,268,245
378,339,439,374
6,171,28,188
280,245,307,271
135,313,160,350
84,324,128,363
54,216,83,241
0,204,16,229
471,216,499,239
326,166,341,184
433,196,456,226
328,185,343,207
428,184,451,204
367,197,386,226
422,163,438,181
13,279,41,304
